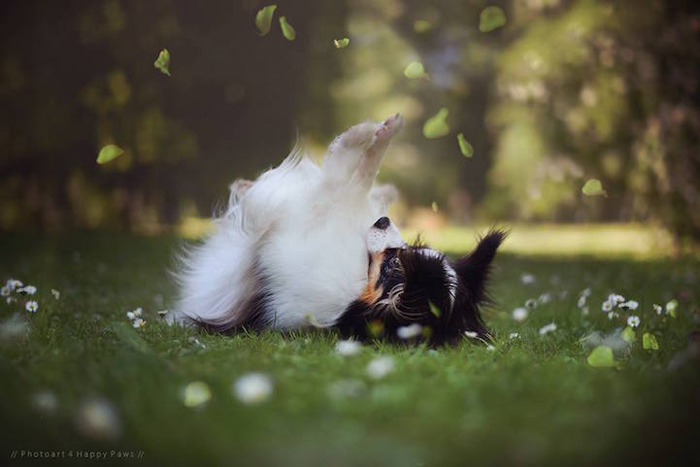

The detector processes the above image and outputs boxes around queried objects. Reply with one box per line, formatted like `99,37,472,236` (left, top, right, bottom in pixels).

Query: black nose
373,217,390,230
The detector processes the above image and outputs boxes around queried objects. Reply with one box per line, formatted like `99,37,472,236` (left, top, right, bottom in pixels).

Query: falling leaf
255,5,277,36
479,6,507,33
333,38,350,49
153,49,171,76
97,144,124,164
587,345,615,367
423,108,450,139
642,333,659,351
666,299,678,318
621,326,636,344
428,300,441,318
431,201,438,212
183,381,211,407
279,16,296,40
413,20,432,33
404,61,427,79
457,133,474,157
581,179,607,197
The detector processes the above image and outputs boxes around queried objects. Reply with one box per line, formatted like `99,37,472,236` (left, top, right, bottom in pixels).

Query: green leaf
587,345,615,367
413,20,432,33
109,322,152,355
279,16,296,41
404,61,427,79
423,108,450,139
97,144,125,164
479,6,507,33
666,299,678,318
255,5,277,36
431,201,438,213
153,48,171,76
642,333,659,351
621,326,636,344
428,301,441,318
581,179,607,197
457,133,474,157
333,38,350,49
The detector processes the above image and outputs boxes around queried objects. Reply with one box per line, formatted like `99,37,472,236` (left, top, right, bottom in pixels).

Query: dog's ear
452,230,507,304
398,248,453,314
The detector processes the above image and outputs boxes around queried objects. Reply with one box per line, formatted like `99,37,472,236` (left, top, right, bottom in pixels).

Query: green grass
1,230,699,466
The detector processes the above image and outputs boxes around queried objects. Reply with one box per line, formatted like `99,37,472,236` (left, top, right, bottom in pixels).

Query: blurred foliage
0,0,699,242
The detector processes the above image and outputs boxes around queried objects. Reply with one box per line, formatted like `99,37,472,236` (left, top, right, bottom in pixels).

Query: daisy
577,295,587,309
0,285,10,297
509,332,520,339
396,323,423,340
538,322,557,336
18,285,37,295
602,300,613,312
538,293,552,304
512,307,528,322
25,300,38,312
525,299,537,309
627,315,640,328
234,373,273,404
51,289,60,299
335,340,361,356
608,294,625,304
580,287,592,297
653,304,662,315
366,356,395,380
520,273,536,285
607,311,619,320
619,300,639,310
132,318,146,328
6,279,23,292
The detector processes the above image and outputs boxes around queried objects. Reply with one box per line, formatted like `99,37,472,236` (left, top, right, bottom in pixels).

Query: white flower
335,340,362,356
602,300,613,312
0,285,10,297
577,295,587,308
512,307,529,322
538,293,551,304
607,311,619,320
51,289,60,299
627,315,640,328
132,307,142,317
18,285,37,295
132,318,146,328
666,299,678,314
76,398,121,440
182,381,212,407
525,299,537,309
234,373,273,404
580,287,592,297
538,322,557,336
619,300,639,310
366,356,395,380
25,300,38,312
509,332,520,339
6,279,23,292
520,273,536,285
157,309,169,317
653,304,663,315
396,323,423,340
608,293,625,304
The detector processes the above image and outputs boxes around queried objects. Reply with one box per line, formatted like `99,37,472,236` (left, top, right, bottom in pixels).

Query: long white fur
171,115,405,330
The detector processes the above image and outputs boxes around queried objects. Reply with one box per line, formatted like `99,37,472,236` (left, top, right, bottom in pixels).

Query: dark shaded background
1,0,699,242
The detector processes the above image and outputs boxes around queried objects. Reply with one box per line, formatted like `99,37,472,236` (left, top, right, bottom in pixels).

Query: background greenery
1,0,699,242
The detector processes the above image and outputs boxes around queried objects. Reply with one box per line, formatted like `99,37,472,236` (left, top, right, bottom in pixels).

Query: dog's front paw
374,114,404,146
335,121,379,151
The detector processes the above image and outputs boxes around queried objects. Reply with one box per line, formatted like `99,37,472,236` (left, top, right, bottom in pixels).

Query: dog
171,114,505,345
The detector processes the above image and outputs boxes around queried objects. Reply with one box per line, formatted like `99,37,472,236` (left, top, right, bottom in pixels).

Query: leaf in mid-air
587,345,615,367
457,133,474,157
621,326,636,344
413,20,432,33
153,49,171,76
255,5,277,36
404,61,427,79
582,179,607,197
333,38,350,49
431,201,438,213
279,16,296,40
666,299,678,318
97,144,125,164
479,6,507,33
428,301,441,318
642,333,659,350
423,108,450,139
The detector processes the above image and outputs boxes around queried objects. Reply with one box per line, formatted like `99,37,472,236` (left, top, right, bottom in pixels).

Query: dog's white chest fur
172,116,404,330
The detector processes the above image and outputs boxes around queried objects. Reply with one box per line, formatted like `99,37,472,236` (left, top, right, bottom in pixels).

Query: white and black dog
171,114,505,345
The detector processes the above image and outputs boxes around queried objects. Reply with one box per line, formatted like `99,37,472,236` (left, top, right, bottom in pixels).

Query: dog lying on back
171,114,505,345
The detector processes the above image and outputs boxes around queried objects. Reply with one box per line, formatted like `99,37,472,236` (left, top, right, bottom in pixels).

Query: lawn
1,229,698,466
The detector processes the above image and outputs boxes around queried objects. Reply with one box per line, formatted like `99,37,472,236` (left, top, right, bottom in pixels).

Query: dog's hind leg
352,113,404,190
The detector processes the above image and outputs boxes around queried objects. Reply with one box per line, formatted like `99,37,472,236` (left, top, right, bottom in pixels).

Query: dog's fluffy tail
454,229,508,304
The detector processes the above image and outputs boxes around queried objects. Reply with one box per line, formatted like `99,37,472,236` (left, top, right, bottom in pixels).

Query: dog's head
336,217,506,345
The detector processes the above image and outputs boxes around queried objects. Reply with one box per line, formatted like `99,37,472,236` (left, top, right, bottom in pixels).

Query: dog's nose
373,217,390,230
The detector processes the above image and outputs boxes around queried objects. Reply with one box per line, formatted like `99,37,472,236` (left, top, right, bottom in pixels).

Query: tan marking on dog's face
359,252,384,304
